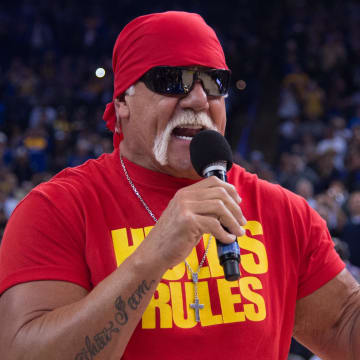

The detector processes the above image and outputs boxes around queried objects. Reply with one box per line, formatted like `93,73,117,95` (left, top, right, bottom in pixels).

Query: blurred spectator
333,237,360,282
67,137,93,167
278,85,300,121
302,80,325,121
246,150,277,183
29,99,57,129
321,32,347,72
314,186,347,237
23,125,50,172
312,148,344,194
297,116,326,142
282,64,309,102
30,16,54,51
277,152,318,192
2,174,19,219
277,116,301,154
341,191,360,267
295,178,317,208
11,147,33,184
327,180,348,208
299,133,318,165
316,119,347,170
345,125,360,191
0,131,12,167
349,105,360,129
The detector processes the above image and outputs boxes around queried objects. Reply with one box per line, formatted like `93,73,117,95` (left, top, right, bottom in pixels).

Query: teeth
177,124,203,129
175,135,193,140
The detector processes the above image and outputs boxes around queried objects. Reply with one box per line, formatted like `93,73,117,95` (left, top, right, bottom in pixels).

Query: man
0,11,359,360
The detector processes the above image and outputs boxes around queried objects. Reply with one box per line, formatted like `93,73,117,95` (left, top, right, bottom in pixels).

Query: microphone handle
204,169,240,281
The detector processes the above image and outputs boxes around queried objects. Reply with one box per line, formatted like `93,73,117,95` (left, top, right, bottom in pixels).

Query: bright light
95,67,106,78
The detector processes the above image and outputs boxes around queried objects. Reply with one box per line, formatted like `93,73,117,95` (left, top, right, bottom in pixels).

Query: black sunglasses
140,66,231,96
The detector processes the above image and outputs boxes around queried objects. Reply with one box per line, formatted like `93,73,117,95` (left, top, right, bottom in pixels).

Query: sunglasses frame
140,66,231,97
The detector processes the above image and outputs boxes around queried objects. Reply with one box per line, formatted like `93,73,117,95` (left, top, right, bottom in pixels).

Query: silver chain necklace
120,155,211,322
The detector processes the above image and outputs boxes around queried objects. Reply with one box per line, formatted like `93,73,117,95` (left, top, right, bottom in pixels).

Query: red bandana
103,11,229,148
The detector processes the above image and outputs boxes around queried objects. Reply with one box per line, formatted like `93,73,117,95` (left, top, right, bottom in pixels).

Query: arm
0,176,245,360
0,247,162,360
293,268,360,359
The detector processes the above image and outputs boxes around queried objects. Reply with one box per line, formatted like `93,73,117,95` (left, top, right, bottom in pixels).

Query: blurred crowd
237,0,360,277
1,1,360,359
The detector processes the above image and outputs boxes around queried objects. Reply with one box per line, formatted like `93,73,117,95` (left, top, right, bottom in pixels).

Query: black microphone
190,130,240,281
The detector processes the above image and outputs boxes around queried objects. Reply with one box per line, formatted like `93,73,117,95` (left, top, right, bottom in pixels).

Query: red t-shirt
0,149,344,359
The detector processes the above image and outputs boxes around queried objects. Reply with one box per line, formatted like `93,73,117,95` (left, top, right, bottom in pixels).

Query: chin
153,134,200,179
165,154,200,179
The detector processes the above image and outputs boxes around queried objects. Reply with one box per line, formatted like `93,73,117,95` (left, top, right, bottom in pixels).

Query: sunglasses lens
199,70,230,96
145,67,182,94
161,68,185,94
181,70,194,93
142,67,230,96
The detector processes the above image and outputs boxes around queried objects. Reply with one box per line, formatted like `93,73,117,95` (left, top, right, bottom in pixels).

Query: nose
179,81,209,112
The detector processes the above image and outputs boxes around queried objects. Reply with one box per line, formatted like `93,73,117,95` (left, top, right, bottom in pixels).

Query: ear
114,97,130,133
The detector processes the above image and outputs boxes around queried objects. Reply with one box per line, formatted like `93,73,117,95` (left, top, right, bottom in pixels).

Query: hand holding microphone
190,130,243,281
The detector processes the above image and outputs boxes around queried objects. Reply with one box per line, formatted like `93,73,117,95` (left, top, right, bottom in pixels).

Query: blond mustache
153,110,217,165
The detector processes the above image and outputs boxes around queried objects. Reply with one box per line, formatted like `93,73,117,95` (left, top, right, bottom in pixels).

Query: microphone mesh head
190,130,233,177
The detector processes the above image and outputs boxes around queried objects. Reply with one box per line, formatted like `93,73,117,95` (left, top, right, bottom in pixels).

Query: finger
189,176,242,204
189,199,245,237
189,186,246,226
195,214,239,244
206,176,241,199
210,178,242,205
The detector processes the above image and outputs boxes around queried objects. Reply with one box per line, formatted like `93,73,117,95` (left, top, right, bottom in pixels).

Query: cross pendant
190,274,203,322
190,298,204,322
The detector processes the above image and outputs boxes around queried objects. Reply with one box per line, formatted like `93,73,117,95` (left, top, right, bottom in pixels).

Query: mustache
152,110,217,166
167,110,217,132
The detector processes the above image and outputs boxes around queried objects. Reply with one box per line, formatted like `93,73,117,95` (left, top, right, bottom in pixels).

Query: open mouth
171,124,205,140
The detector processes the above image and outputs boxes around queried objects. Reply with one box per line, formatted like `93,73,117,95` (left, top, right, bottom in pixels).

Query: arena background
1,1,360,359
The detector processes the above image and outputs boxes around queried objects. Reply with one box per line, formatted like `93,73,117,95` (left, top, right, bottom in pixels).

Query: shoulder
34,151,118,200
229,163,309,211
228,164,326,243
8,151,119,228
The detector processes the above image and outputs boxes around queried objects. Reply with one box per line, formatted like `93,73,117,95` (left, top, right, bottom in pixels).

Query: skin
115,81,226,179
0,79,360,359
293,269,360,359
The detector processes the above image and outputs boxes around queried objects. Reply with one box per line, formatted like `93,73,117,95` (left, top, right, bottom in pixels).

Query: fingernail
229,234,237,242
242,216,247,225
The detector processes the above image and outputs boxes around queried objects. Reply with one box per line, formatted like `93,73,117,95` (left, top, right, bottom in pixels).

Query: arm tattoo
74,322,119,360
128,280,156,310
114,296,128,326
74,279,155,359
